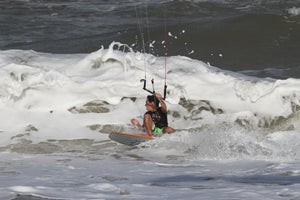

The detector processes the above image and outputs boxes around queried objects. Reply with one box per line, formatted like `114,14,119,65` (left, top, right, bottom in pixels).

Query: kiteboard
109,131,153,146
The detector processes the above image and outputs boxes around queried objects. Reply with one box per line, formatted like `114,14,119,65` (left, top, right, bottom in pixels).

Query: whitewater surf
1,34,300,200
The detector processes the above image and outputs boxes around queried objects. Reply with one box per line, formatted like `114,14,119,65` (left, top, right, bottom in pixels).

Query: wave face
1,0,300,78
1,42,300,160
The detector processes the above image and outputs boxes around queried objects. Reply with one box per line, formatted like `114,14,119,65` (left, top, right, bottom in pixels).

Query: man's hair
147,95,159,107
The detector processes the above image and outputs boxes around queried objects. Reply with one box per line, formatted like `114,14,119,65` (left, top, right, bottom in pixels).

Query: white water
1,42,300,199
288,7,300,16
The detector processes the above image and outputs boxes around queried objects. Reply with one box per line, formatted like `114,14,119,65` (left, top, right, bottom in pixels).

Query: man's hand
155,93,162,100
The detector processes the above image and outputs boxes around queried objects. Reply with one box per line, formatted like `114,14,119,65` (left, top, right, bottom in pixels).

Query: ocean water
1,0,300,199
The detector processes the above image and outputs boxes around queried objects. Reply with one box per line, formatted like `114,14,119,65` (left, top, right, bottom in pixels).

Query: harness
146,107,168,129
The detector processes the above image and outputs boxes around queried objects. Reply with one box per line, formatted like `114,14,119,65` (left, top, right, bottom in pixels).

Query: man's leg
163,127,175,134
144,114,154,136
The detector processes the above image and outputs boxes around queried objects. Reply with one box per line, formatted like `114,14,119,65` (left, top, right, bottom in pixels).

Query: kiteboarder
131,93,175,137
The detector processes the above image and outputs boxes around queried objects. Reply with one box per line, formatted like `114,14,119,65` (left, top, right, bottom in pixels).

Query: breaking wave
1,42,300,160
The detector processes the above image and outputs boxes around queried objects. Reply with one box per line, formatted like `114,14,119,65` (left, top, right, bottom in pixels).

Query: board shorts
152,125,163,137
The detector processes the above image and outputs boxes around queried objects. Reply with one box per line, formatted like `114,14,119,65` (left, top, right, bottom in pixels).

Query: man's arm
155,93,167,113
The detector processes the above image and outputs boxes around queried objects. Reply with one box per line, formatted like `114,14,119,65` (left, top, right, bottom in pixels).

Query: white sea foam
0,43,300,158
1,42,300,157
9,186,38,193
288,7,300,16
1,42,300,200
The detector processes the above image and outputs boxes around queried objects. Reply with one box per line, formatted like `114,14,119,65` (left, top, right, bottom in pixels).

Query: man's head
145,95,159,111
